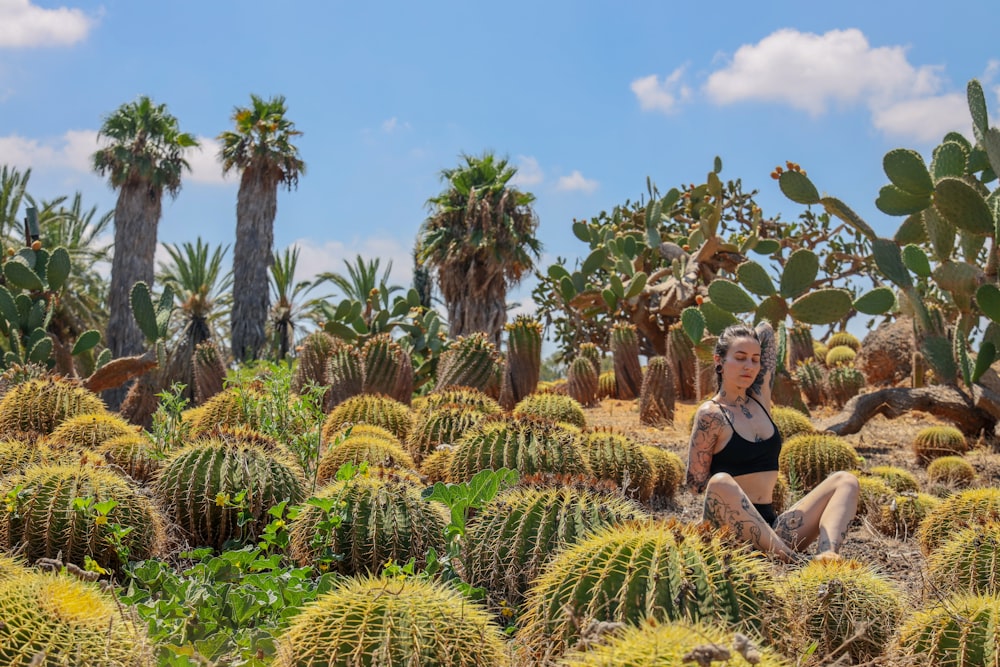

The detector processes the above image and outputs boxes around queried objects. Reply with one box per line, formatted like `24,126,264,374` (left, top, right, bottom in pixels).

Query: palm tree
156,238,233,401
418,152,541,346
92,96,197,394
267,246,326,361
219,94,305,362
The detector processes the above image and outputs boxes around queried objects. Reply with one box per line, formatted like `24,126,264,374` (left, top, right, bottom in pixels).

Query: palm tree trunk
105,183,161,408
444,264,506,347
231,169,277,362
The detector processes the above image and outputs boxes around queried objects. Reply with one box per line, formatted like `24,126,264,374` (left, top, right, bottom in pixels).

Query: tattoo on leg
773,510,805,547
817,529,848,554
704,492,765,545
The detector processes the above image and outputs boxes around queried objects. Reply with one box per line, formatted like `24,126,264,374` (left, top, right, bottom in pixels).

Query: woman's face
717,337,761,390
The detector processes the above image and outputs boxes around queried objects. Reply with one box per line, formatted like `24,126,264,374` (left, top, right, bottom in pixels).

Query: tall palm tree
418,152,541,345
219,94,305,362
156,238,233,401
92,96,197,381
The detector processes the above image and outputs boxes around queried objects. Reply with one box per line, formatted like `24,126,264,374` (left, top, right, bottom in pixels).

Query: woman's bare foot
812,550,843,563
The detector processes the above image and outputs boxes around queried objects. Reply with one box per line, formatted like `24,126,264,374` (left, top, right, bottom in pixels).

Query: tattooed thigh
703,492,763,544
773,510,805,546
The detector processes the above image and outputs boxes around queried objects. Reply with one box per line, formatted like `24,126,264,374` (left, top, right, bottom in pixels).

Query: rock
856,317,913,386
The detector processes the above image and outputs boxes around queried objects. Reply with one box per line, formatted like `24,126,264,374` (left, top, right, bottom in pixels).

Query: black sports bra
708,395,782,477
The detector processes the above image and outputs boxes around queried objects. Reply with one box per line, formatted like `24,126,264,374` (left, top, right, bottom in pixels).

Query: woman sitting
684,322,859,562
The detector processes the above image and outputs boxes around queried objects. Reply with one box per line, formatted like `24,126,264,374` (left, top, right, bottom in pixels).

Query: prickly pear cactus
778,434,861,491
462,486,647,606
0,377,105,438
895,594,1000,666
289,476,447,575
917,487,1000,555
558,618,788,667
153,439,306,550
512,393,587,428
582,430,654,501
42,411,137,451
611,322,642,399
639,355,675,426
926,455,977,487
434,332,503,398
0,570,154,666
567,356,599,407
315,435,415,484
0,464,165,573
927,522,1000,596
448,415,591,483
274,575,510,667
518,519,778,662
321,393,413,443
776,559,904,664
913,425,968,463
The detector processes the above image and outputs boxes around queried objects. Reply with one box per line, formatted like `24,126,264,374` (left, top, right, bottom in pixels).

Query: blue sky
2,0,999,341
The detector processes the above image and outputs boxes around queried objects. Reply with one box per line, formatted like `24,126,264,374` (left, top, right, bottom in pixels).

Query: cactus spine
639,355,675,425
192,339,227,405
567,355,599,407
778,434,861,491
665,323,697,400
610,322,642,399
434,332,503,398
500,315,542,409
274,576,509,667
895,594,1000,666
518,519,778,662
462,486,647,606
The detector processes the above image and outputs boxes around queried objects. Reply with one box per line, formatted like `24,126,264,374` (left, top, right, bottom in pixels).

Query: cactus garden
4,72,1000,666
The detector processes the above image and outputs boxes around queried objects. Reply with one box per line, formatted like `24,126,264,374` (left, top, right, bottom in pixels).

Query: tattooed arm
750,321,776,409
685,404,725,494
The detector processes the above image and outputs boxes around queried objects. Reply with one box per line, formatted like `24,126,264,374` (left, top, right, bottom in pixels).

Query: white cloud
0,130,232,186
872,93,972,142
705,28,941,116
631,66,692,114
0,0,95,48
510,155,543,187
556,170,599,194
186,136,234,186
289,236,414,292
381,117,410,133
